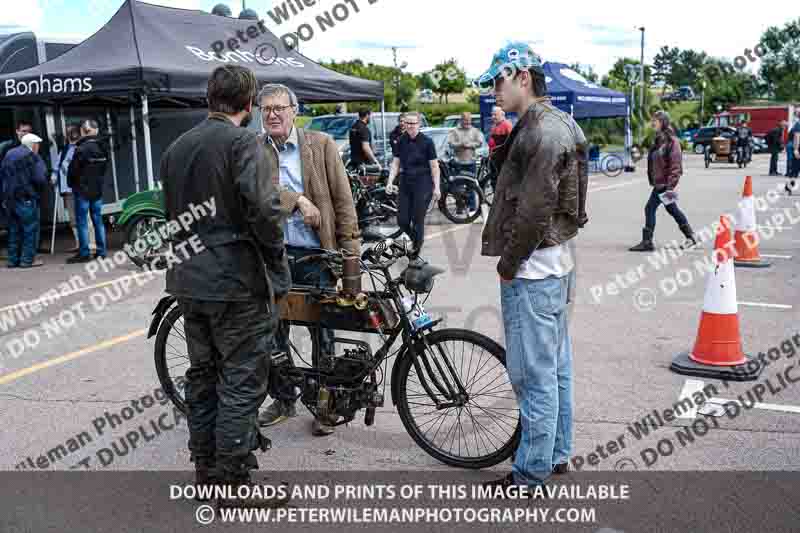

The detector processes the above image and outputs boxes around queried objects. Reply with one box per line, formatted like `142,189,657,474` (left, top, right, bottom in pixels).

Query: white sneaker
473,215,484,224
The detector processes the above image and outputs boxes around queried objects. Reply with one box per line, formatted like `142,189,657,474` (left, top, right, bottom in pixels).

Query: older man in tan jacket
256,83,360,437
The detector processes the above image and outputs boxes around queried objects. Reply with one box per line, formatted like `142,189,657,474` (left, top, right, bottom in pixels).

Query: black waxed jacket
161,114,289,303
67,135,108,200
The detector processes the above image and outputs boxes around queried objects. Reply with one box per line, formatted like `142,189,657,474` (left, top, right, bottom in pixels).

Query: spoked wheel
439,180,483,224
154,305,318,414
154,305,189,414
125,215,169,269
477,163,494,206
395,329,520,469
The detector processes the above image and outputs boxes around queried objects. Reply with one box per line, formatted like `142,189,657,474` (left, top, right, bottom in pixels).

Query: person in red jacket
488,106,513,152
629,110,696,251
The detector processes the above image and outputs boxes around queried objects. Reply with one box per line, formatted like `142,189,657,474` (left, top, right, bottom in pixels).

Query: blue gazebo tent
543,62,628,119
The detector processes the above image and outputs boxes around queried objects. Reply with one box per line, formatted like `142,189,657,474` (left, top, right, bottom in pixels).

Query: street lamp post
638,26,645,146
701,79,706,125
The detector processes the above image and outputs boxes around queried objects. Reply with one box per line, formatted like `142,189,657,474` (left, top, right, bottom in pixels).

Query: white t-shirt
515,238,574,280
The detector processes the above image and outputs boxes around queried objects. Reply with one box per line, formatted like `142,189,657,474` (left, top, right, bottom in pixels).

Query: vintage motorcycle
148,238,520,469
347,164,402,241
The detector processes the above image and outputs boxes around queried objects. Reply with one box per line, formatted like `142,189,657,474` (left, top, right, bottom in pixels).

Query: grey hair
82,119,99,131
404,111,421,121
257,83,298,107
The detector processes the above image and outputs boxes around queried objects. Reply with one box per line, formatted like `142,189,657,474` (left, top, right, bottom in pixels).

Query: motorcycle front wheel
395,328,520,469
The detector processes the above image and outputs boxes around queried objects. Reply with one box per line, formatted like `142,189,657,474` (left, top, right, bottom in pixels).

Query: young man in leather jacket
477,42,588,491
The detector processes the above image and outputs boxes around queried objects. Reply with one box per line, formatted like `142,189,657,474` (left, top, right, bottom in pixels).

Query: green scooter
113,188,167,268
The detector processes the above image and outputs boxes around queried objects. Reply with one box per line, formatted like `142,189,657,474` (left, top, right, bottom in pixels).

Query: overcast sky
1,0,792,78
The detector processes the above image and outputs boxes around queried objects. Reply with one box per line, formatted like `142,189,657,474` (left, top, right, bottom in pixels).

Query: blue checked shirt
269,127,321,248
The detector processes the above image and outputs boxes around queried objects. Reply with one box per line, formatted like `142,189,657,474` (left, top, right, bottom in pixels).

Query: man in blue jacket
2,133,47,268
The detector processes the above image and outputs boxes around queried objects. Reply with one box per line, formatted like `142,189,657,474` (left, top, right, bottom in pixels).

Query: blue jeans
7,198,40,267
75,193,106,257
278,246,335,359
786,143,794,177
501,274,573,486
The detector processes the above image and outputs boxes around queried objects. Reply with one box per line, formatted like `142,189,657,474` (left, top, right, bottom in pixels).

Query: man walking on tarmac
477,43,588,493
160,65,291,508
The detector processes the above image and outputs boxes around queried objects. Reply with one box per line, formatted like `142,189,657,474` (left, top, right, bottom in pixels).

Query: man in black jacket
160,65,290,506
766,121,784,176
389,113,406,157
66,119,108,263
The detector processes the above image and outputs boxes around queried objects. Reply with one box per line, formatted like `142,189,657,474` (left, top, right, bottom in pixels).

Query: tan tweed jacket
259,127,360,257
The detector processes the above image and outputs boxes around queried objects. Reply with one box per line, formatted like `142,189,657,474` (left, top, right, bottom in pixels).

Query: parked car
418,89,434,104
308,112,429,166
679,127,699,143
441,114,482,130
661,86,696,103
751,136,768,154
691,126,737,154
421,127,489,161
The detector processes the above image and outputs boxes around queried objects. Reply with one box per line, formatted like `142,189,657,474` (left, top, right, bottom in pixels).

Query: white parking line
589,180,643,192
0,270,165,314
684,249,792,259
676,379,707,419
738,301,793,310
706,397,800,415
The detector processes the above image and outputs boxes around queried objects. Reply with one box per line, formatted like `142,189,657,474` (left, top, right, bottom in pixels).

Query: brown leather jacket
481,99,588,280
259,128,360,257
647,133,682,190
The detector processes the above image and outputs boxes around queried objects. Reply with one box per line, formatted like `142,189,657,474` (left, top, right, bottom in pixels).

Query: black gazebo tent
0,0,384,190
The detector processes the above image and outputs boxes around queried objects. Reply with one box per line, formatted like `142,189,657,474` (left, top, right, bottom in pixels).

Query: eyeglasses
405,121,420,126
260,104,295,116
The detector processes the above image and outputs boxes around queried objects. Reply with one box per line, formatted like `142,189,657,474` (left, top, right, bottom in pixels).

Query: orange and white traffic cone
670,215,762,381
733,176,771,268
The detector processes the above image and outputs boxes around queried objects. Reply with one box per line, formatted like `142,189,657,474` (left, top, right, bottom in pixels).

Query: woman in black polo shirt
385,112,441,257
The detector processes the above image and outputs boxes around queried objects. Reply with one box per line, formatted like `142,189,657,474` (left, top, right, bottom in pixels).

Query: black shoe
629,228,655,252
481,473,546,499
94,253,106,260
552,463,569,475
510,450,569,476
194,456,217,502
216,472,290,509
66,254,92,264
678,224,698,249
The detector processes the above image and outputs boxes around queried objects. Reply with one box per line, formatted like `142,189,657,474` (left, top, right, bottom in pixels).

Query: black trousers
769,151,780,175
644,188,689,233
179,298,278,475
397,179,433,253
